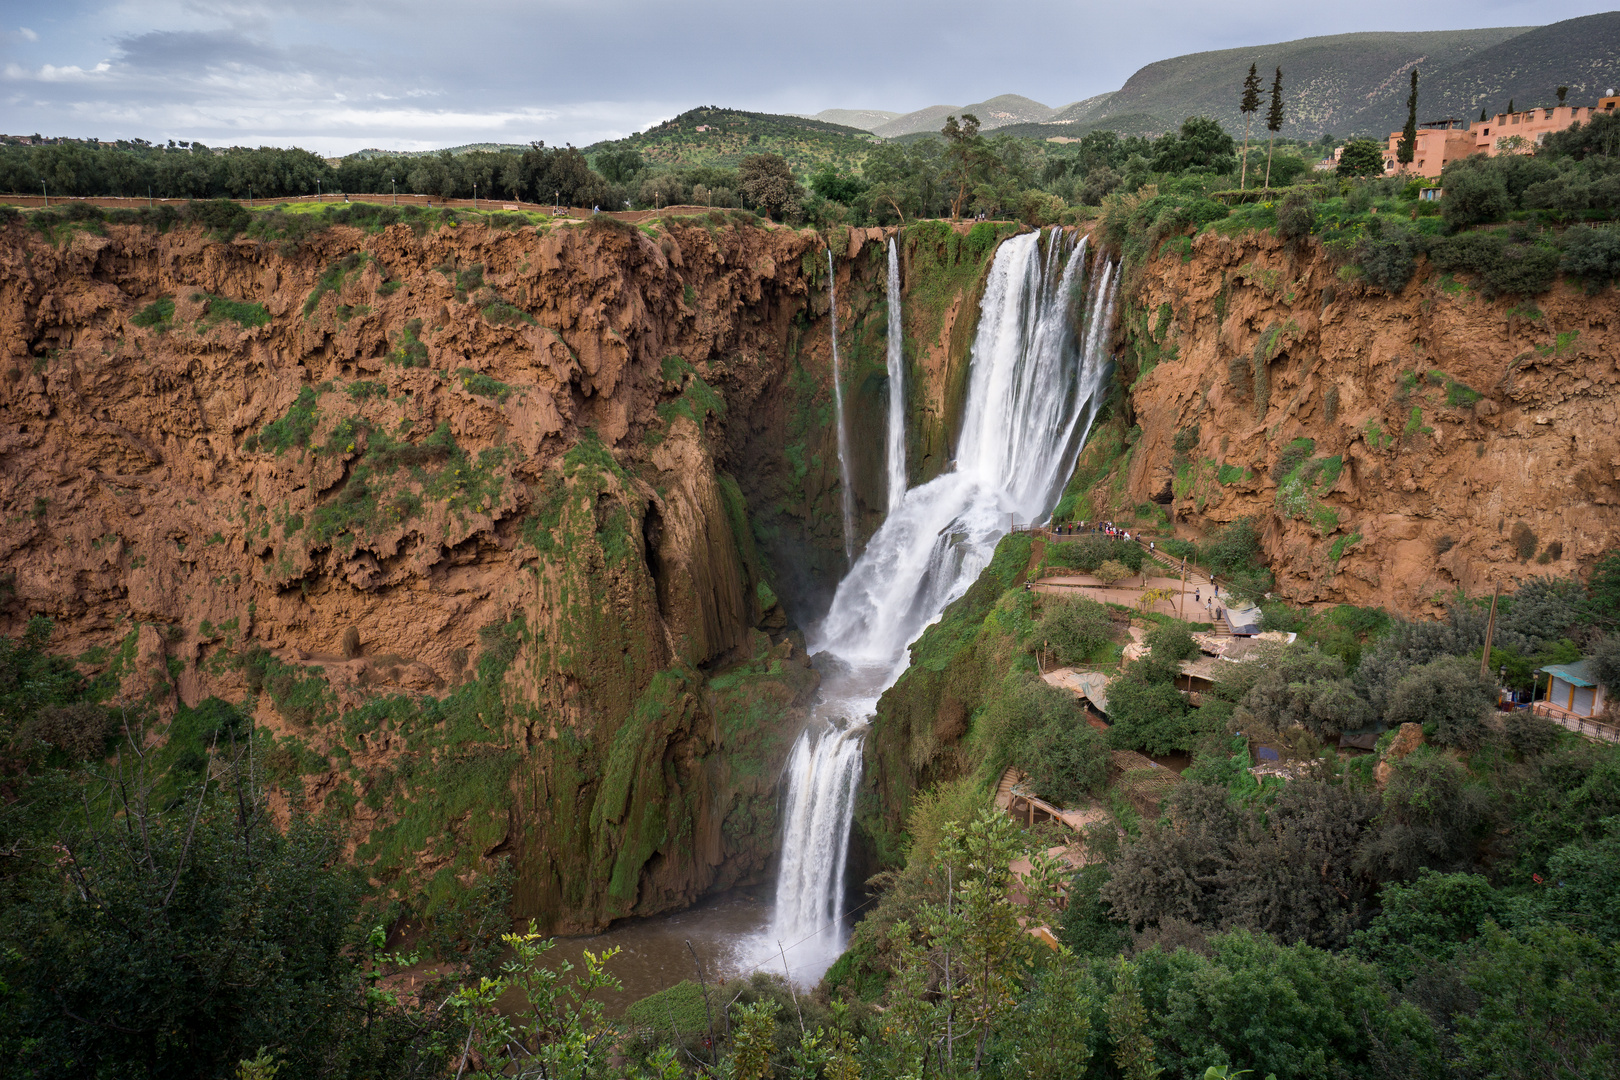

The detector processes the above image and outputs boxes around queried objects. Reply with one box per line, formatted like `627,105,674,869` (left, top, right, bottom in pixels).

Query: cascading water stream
769,230,1121,980
885,238,907,516
827,249,856,565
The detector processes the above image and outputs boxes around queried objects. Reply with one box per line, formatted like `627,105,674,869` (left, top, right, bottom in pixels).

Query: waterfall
885,238,907,517
828,249,856,565
769,230,1120,979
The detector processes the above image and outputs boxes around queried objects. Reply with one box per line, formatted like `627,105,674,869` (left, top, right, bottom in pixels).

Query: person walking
1194,587,1201,604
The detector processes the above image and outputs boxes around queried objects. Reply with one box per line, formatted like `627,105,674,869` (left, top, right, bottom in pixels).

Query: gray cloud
0,0,1610,152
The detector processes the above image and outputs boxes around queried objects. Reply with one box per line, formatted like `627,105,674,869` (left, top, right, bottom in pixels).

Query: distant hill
796,109,901,131
1342,13,1620,133
345,143,532,159
1062,27,1534,139
871,95,1056,137
581,107,876,175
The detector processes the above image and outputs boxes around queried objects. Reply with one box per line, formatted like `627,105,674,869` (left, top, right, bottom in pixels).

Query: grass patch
130,297,174,332
247,386,321,454
192,292,269,329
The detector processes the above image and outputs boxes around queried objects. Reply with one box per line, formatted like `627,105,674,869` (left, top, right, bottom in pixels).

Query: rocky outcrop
1104,228,1620,616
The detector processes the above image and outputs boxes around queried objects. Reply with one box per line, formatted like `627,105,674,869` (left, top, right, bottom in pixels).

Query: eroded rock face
0,213,1002,930
1119,229,1619,615
0,215,845,929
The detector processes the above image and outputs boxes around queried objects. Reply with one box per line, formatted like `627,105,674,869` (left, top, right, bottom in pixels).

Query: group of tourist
1051,519,1134,542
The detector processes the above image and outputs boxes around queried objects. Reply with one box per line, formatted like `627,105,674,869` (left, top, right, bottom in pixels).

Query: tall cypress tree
1397,69,1419,169
1480,108,1489,122
1239,64,1263,190
1264,67,1285,189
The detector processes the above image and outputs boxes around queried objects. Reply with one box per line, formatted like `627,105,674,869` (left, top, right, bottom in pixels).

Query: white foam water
765,230,1121,982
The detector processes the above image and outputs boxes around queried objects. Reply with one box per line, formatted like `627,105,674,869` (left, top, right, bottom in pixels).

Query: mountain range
803,14,1620,140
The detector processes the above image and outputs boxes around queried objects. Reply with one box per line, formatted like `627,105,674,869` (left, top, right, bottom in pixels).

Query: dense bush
1275,189,1316,238
1038,595,1116,665
1383,656,1494,748
1427,230,1561,298
1045,533,1144,574
1355,221,1422,293
1440,159,1511,227
1561,225,1620,289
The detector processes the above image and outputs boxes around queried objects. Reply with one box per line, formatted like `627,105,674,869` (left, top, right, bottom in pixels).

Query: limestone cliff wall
1112,229,1620,615
0,213,1002,930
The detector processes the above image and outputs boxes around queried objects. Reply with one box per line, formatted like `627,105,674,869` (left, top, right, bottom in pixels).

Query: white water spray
885,238,907,516
828,249,856,565
770,230,1121,979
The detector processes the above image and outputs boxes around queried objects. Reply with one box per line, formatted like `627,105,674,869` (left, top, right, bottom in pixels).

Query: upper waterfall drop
885,238,907,517
827,249,857,565
768,229,1121,981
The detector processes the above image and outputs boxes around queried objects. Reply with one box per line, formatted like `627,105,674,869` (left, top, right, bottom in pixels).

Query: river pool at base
502,888,852,1018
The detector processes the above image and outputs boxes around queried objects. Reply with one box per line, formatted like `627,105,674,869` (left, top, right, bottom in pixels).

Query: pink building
1381,123,1478,179
1379,94,1620,178
1474,95,1620,155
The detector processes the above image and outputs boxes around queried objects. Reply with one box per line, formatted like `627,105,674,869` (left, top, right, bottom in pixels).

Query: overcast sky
0,0,1608,153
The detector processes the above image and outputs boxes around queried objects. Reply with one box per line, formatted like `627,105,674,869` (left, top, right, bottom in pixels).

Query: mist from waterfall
768,229,1120,981
828,249,856,565
885,238,907,517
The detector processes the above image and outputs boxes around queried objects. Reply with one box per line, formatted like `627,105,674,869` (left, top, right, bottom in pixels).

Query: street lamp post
248,183,252,207
473,182,477,210
41,181,47,208
316,179,321,202
391,177,396,206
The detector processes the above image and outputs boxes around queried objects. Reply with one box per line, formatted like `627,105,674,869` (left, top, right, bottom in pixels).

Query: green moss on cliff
857,532,1035,866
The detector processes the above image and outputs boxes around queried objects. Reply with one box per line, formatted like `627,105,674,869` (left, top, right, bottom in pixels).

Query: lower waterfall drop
769,229,1121,979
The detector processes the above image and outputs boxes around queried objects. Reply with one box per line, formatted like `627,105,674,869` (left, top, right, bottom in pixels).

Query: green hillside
1344,13,1620,133
1039,26,1534,139
346,143,530,159
582,107,876,176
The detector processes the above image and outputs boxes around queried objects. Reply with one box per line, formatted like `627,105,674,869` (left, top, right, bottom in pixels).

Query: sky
0,0,1610,154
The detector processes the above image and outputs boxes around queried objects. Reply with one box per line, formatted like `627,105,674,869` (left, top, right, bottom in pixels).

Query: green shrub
1276,190,1317,238
390,319,429,367
1355,223,1421,293
1441,161,1511,227
251,386,320,454
1561,226,1620,290
1510,520,1538,561
130,297,174,332
1039,595,1116,665
1023,713,1109,807
1428,231,1560,298
1270,437,1316,482
193,292,269,329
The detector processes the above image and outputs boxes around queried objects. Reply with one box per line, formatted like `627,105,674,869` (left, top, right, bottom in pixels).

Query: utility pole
1179,555,1188,620
1480,580,1502,680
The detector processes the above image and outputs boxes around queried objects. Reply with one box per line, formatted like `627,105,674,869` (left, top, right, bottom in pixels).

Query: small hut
1536,660,1608,718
